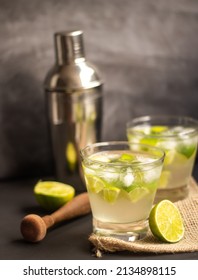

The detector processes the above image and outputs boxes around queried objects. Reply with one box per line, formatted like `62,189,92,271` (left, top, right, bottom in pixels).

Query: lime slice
103,187,120,203
128,187,149,202
158,171,171,189
164,150,188,166
150,126,168,134
34,181,75,211
176,144,196,159
164,150,176,165
65,142,77,171
85,175,105,193
119,153,136,162
146,181,158,192
149,200,185,243
140,137,158,146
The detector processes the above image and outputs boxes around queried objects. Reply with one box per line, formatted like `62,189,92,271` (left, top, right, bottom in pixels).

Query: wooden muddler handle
20,192,91,243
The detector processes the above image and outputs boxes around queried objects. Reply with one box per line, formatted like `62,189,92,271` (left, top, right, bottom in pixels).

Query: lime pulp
149,200,185,243
34,181,75,211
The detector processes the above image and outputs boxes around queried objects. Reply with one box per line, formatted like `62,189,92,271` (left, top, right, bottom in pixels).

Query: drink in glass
127,116,198,202
80,141,164,241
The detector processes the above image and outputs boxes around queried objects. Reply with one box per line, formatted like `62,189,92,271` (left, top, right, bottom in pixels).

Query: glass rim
126,115,198,138
80,141,165,168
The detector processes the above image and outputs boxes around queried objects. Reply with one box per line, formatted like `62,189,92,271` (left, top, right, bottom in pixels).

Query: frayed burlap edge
89,177,198,257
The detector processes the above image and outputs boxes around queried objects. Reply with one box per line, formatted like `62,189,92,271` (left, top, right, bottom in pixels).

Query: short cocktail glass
80,141,164,241
127,116,198,202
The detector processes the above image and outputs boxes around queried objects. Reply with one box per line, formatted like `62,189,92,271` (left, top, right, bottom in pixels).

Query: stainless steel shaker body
44,31,103,189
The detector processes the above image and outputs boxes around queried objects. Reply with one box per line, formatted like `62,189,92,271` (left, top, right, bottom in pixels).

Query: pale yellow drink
81,142,164,241
127,116,198,202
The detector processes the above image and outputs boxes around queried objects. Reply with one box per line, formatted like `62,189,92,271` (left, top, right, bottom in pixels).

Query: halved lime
34,181,75,211
127,187,149,202
103,187,120,203
149,200,185,243
85,175,105,193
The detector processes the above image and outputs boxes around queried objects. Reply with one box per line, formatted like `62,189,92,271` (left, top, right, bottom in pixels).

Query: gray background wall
0,0,198,179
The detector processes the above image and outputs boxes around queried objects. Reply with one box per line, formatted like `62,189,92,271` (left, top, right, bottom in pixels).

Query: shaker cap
54,30,85,65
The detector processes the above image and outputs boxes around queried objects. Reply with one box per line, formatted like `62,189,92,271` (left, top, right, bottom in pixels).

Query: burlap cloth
89,177,198,257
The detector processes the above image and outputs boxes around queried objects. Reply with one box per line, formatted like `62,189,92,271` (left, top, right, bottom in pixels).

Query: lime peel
149,200,185,243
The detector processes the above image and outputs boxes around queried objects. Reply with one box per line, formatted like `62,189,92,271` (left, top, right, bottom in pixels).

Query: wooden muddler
20,192,91,243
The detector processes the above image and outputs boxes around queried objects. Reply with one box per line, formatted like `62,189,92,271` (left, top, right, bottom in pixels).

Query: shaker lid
54,30,85,65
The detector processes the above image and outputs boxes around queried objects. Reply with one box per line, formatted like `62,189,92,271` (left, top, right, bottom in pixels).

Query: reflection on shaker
44,30,103,190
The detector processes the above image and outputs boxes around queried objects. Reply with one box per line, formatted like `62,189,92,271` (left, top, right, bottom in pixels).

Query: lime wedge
164,150,176,166
151,126,168,134
146,181,158,192
119,153,136,162
176,144,196,159
34,181,75,211
103,187,120,203
158,171,171,189
85,175,105,193
149,200,185,243
140,137,158,146
65,142,77,171
128,187,149,202
164,150,188,166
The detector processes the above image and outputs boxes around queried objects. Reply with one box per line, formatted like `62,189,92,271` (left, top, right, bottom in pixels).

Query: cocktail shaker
44,30,103,190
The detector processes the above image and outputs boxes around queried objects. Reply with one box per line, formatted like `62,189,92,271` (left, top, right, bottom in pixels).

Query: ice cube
144,166,162,183
166,126,195,137
179,128,197,138
134,125,151,135
169,126,183,134
136,155,154,164
91,154,110,162
108,153,120,161
120,168,135,187
100,167,119,183
156,140,177,150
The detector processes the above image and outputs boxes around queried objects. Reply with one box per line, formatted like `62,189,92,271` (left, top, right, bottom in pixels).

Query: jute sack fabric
89,178,198,256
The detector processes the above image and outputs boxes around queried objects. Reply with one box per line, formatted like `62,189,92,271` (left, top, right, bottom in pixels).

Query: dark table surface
1,163,198,260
